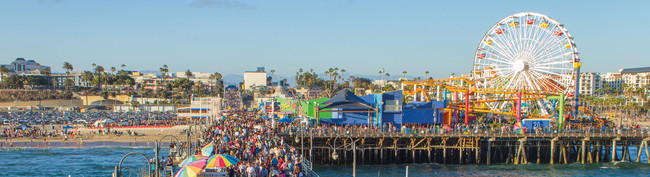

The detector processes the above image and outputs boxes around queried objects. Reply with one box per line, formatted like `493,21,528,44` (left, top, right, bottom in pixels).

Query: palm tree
425,71,429,79
213,72,222,94
159,64,169,83
41,68,52,89
121,64,126,71
95,65,105,74
81,71,94,87
94,65,105,89
63,62,73,90
110,67,117,75
185,70,193,78
402,70,407,78
270,70,276,82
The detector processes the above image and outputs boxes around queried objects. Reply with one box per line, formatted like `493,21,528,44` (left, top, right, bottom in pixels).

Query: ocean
1,145,650,177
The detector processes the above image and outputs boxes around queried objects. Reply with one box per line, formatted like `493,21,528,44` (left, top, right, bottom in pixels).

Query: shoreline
2,125,191,148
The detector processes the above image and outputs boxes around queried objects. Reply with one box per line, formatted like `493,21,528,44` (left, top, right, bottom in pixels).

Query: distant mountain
223,74,243,85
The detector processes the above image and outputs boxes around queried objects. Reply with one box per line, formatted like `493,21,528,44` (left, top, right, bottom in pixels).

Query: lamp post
332,136,356,177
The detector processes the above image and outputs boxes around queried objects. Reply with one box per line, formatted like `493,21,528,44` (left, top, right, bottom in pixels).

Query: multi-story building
619,67,650,88
578,72,602,95
244,67,267,91
1,58,50,74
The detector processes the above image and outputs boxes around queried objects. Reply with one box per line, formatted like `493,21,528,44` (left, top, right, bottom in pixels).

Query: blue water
1,146,650,176
0,146,166,177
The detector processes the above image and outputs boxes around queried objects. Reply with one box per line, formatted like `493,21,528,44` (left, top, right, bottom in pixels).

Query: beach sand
4,125,193,146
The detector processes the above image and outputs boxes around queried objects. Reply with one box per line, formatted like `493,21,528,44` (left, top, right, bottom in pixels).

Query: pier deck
282,130,650,165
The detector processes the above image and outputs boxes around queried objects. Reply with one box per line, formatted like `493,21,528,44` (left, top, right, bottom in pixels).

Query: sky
0,0,649,79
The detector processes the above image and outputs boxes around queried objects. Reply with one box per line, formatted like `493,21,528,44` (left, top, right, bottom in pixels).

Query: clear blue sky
0,0,648,78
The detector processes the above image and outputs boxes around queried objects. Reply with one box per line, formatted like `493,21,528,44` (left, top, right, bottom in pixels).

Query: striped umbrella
201,143,215,157
174,160,206,177
206,154,240,168
179,155,209,167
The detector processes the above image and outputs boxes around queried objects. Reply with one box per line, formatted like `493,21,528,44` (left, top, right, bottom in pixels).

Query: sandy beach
3,125,193,147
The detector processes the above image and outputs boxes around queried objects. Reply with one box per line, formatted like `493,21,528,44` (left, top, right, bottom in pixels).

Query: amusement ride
402,12,605,129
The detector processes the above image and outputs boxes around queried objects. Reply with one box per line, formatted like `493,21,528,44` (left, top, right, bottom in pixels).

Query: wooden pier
282,131,650,165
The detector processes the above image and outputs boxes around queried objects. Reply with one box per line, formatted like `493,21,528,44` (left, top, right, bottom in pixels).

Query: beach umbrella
206,154,240,168
201,143,215,157
185,159,207,168
179,155,209,167
174,160,206,177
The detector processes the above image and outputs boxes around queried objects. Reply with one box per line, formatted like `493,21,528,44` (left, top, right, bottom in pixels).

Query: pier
282,129,650,165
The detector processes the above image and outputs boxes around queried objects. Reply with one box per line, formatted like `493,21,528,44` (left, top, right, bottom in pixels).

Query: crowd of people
181,110,307,177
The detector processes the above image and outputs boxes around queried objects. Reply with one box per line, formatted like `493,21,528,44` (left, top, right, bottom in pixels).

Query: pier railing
300,157,319,177
286,127,650,138
284,126,650,165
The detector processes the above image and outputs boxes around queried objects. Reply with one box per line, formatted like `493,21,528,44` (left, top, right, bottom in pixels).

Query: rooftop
619,67,650,74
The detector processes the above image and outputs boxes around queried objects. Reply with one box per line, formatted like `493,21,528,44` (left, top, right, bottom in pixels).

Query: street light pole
332,136,356,177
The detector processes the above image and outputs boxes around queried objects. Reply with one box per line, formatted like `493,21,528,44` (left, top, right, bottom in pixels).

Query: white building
244,67,267,91
578,72,602,96
176,97,222,124
1,58,50,74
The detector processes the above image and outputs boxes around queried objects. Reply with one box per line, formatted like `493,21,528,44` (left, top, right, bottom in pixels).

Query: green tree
1,75,23,89
383,84,395,92
185,70,193,78
172,78,194,92
0,66,9,82
62,62,74,89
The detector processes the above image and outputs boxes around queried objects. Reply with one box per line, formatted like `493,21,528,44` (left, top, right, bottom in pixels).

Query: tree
121,64,126,71
402,70,407,77
425,71,429,79
185,70,193,78
1,75,23,89
63,62,74,89
110,67,117,75
383,84,395,92
295,69,326,88
0,66,9,81
171,78,194,92
212,72,222,94
81,71,94,87
93,65,106,89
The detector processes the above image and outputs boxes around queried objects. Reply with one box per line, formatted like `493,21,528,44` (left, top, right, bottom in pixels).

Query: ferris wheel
472,12,579,114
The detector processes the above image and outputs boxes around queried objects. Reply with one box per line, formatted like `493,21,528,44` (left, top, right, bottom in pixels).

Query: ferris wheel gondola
472,12,579,115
